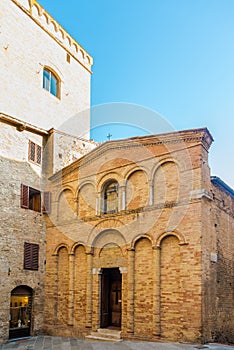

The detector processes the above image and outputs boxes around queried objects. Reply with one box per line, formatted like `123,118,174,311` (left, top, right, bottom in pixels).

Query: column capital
127,247,135,252
119,267,127,274
86,247,94,255
152,245,161,250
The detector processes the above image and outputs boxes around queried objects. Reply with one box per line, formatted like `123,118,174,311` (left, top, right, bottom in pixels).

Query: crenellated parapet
11,0,93,71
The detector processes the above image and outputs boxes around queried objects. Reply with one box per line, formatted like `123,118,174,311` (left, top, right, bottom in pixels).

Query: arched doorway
9,285,33,339
100,268,122,329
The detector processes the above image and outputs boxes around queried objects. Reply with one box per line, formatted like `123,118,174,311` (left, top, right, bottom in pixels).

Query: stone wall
0,124,46,343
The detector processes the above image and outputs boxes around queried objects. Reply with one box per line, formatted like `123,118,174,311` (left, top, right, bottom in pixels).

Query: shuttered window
21,184,29,209
42,191,51,214
24,242,39,270
21,184,51,214
28,141,42,165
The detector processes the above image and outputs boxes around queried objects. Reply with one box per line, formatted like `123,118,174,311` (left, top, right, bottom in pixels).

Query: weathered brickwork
1,0,233,346
42,128,234,344
134,238,153,337
202,178,234,344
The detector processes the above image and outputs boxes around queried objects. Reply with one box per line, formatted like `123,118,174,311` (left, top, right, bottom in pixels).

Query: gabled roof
49,127,213,181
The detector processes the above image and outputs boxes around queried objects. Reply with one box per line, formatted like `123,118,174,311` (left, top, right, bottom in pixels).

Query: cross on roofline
107,133,112,141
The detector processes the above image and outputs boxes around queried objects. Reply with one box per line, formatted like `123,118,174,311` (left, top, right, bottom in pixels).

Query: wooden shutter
24,242,32,269
24,242,39,270
21,184,29,208
28,141,35,162
36,145,42,164
43,191,51,214
31,244,39,270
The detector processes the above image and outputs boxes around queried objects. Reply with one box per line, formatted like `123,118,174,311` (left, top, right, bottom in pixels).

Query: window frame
28,140,42,165
21,184,51,214
43,67,61,99
103,181,119,214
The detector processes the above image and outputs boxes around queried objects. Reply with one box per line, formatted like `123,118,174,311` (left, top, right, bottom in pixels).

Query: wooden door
100,272,110,328
110,280,121,327
100,268,122,328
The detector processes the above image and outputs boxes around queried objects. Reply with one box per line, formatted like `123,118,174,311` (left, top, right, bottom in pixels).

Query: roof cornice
211,176,234,197
11,0,93,73
50,128,213,182
0,112,48,136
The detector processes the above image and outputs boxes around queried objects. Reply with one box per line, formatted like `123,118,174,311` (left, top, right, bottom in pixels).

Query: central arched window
103,181,119,214
43,67,60,98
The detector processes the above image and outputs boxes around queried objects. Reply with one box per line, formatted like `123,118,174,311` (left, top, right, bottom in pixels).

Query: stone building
0,0,95,344
0,0,234,346
44,128,234,344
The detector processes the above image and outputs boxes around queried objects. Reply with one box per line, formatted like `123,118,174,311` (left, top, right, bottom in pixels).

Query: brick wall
44,129,216,343
202,180,234,344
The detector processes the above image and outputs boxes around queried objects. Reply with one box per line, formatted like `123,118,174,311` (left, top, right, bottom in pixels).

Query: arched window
103,181,118,214
43,67,60,98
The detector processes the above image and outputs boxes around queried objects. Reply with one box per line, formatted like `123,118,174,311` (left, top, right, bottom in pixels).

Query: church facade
0,0,233,345
44,129,234,344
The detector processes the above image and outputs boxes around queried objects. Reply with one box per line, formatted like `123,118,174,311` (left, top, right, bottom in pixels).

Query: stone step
86,328,122,342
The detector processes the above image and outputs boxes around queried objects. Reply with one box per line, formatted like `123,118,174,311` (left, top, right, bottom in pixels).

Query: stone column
86,250,93,328
53,254,58,323
92,267,102,330
74,198,78,217
152,246,161,336
119,185,126,211
119,267,127,332
95,194,99,215
96,192,102,215
68,253,74,326
127,248,135,334
149,180,154,206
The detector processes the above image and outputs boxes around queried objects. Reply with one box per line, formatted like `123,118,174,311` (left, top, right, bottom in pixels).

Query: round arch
32,3,41,16
56,186,75,202
70,241,87,255
9,285,33,339
76,180,96,199
152,158,181,181
155,230,188,247
97,172,120,193
131,234,153,249
53,243,69,256
124,166,149,182
89,227,126,250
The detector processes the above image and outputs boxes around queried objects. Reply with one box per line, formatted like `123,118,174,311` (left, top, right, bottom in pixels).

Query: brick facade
43,128,234,343
1,0,233,346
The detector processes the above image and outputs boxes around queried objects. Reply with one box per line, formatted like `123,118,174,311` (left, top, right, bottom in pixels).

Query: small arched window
103,181,119,214
43,67,60,98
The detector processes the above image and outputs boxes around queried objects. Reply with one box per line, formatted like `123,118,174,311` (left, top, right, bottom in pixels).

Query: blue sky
38,0,234,188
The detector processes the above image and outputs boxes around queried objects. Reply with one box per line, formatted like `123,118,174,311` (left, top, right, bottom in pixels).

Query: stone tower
0,0,93,138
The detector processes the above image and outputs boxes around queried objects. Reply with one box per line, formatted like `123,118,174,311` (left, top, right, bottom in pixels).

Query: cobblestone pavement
1,337,234,350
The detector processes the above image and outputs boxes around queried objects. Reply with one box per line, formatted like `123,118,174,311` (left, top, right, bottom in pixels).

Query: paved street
1,337,234,350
